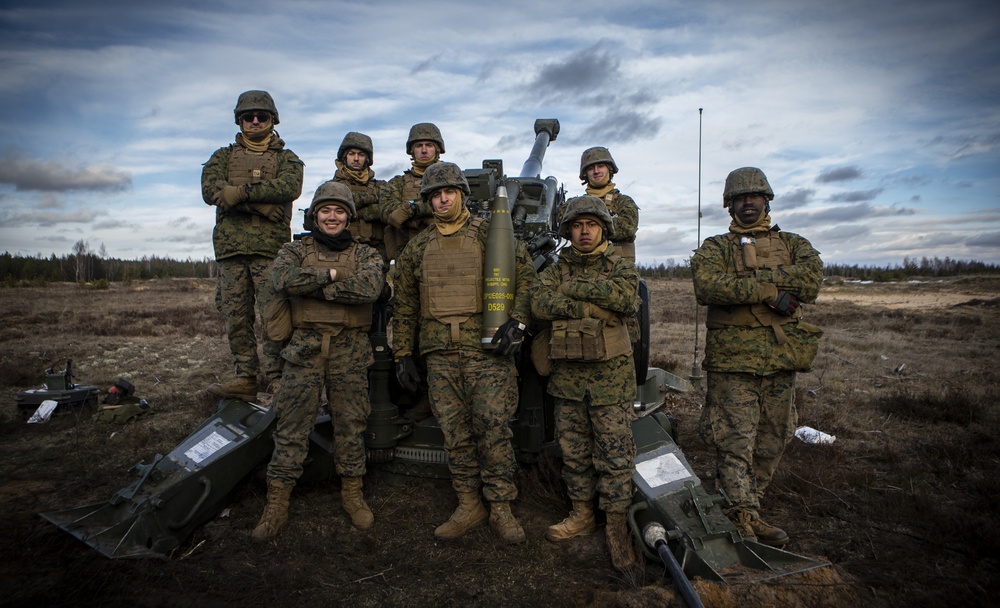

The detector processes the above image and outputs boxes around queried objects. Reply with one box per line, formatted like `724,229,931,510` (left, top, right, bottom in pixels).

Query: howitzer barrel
518,119,560,178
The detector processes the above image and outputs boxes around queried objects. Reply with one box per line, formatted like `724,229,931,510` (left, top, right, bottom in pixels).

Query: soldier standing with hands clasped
391,162,539,544
691,167,823,547
202,90,304,402
252,181,384,542
531,195,640,571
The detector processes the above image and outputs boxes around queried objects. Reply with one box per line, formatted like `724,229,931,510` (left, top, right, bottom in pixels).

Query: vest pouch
549,318,605,361
531,327,552,377
783,321,823,372
263,296,292,342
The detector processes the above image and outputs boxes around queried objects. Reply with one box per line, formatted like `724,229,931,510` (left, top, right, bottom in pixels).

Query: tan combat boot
605,511,638,571
750,516,789,547
341,476,374,530
206,376,258,401
251,480,293,542
434,490,487,540
545,500,597,542
731,509,757,542
489,502,526,544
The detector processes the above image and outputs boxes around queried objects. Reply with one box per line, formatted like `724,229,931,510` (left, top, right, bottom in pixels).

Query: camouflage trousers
215,255,284,382
699,370,797,517
554,396,636,513
425,349,519,502
266,331,372,484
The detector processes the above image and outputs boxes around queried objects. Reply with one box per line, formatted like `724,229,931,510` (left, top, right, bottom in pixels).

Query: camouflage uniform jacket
532,244,640,405
692,228,822,375
333,168,385,225
601,190,639,244
392,217,537,357
202,138,304,260
272,237,384,367
380,170,434,230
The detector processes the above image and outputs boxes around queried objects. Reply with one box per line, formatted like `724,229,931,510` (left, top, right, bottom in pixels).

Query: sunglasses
240,112,272,123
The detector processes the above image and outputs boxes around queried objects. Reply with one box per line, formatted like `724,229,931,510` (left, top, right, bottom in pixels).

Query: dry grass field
0,276,997,607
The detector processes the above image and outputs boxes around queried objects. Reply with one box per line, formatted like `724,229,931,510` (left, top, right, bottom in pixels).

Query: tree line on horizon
2,243,998,287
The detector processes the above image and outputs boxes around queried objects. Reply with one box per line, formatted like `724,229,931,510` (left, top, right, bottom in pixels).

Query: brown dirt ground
1,276,997,608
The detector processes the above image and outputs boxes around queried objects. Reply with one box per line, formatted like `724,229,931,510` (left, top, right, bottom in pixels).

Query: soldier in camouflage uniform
691,167,823,547
202,91,304,401
578,147,639,261
331,132,388,265
252,181,384,542
380,123,445,260
532,195,640,571
392,162,539,544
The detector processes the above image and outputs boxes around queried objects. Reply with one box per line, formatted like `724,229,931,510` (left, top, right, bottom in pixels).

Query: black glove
491,319,526,357
395,356,421,393
768,290,800,316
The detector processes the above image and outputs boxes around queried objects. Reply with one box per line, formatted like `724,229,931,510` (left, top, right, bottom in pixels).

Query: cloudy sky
1,0,998,267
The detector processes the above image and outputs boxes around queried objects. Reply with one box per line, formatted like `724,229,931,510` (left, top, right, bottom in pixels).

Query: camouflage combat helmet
579,147,619,181
338,132,374,166
406,122,445,155
558,195,614,239
309,180,357,219
420,162,470,200
723,167,774,207
233,90,279,125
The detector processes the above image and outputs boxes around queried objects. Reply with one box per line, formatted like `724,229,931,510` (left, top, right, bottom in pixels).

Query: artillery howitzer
42,120,826,601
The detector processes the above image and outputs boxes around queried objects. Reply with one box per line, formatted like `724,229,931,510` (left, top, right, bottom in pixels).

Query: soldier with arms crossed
691,167,823,547
202,90,304,401
531,195,640,571
252,181,384,541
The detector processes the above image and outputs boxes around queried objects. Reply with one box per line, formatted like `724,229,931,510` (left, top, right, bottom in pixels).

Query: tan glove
583,302,620,326
252,203,284,222
215,185,249,209
388,205,412,229
558,282,574,297
759,282,779,304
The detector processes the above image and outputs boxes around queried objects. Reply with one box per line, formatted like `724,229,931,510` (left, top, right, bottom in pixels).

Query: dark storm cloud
0,208,104,227
411,53,445,74
785,203,915,225
0,152,131,192
816,166,863,183
576,109,663,144
532,42,621,93
828,188,884,203
967,231,1000,247
776,188,815,209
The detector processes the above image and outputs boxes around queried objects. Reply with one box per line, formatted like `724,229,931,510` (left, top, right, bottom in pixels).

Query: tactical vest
224,145,284,227
420,218,484,343
706,228,802,344
344,178,384,241
548,257,632,361
289,237,372,353
602,191,635,261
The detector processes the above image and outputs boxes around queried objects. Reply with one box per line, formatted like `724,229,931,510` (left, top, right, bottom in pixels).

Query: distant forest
2,240,998,287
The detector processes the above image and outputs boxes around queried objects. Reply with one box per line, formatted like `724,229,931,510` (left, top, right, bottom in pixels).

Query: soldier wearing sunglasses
201,90,304,403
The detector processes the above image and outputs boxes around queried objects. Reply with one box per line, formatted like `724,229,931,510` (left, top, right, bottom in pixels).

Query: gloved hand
395,356,421,393
388,205,413,229
491,318,526,356
253,203,284,222
768,290,801,316
582,302,620,327
558,282,575,297
215,185,249,209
